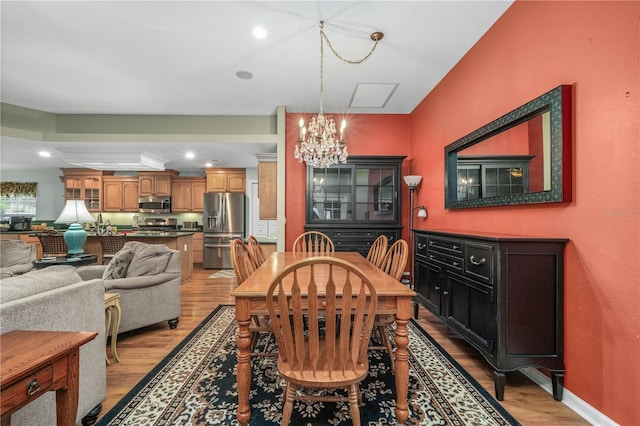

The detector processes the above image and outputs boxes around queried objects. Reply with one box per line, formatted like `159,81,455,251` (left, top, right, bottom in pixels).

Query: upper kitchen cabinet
172,177,206,212
304,156,406,256
138,170,178,196
205,168,246,193
257,154,277,220
103,176,139,212
61,168,114,212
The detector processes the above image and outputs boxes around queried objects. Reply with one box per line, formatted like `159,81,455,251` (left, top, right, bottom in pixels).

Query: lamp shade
55,200,96,224
55,200,96,256
403,175,423,189
417,206,428,218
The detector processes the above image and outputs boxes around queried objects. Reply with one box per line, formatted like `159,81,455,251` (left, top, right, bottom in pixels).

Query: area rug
207,269,237,279
97,305,520,426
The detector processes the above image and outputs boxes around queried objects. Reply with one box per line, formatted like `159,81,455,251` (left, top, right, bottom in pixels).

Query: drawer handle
429,255,434,260
443,291,449,295
469,255,486,266
27,378,41,397
452,245,459,250
434,286,440,291
452,261,459,267
418,243,426,249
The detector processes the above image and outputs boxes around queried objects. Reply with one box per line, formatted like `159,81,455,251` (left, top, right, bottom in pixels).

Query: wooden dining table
231,251,416,425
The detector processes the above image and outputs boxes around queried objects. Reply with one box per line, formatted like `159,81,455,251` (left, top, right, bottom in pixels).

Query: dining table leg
394,297,412,424
235,299,253,426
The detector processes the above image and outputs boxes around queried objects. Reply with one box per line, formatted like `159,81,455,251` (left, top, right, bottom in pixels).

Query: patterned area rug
98,305,520,426
207,269,237,279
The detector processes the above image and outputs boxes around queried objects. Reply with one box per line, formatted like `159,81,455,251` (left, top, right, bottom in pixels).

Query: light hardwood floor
98,266,589,425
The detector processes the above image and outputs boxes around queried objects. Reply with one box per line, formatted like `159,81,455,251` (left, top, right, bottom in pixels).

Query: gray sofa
78,241,181,333
0,265,106,426
0,239,36,278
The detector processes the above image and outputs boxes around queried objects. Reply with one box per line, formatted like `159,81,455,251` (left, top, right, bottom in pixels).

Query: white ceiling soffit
61,152,167,171
349,83,399,108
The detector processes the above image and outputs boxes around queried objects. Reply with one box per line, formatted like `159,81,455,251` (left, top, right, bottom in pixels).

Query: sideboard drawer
415,234,429,259
427,251,463,271
428,236,463,255
465,242,494,282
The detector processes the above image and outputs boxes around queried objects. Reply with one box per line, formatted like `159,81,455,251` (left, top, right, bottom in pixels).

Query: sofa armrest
77,265,108,280
0,278,106,424
104,272,180,291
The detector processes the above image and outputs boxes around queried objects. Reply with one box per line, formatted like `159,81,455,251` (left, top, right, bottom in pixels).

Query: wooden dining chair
292,231,334,254
247,235,267,267
37,232,68,257
266,256,378,426
99,234,126,264
230,238,274,356
230,239,257,284
366,235,388,268
372,238,409,368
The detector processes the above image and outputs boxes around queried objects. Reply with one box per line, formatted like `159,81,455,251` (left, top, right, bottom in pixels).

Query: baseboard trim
520,367,619,426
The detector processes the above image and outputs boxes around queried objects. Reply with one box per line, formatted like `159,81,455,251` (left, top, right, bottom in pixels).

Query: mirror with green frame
444,85,572,209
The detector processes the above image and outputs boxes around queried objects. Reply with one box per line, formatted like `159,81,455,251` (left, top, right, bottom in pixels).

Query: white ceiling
0,1,513,171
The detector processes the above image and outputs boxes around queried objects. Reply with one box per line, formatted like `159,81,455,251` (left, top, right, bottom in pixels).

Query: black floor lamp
403,175,427,307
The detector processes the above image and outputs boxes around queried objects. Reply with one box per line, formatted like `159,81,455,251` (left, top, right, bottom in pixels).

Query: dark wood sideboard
412,229,568,401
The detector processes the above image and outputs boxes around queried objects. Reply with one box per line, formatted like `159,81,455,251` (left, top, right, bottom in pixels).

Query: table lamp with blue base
55,200,96,256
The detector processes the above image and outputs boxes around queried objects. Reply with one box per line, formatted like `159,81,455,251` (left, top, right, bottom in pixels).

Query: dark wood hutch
304,156,406,256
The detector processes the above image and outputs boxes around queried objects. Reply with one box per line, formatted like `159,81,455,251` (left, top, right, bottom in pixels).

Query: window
0,182,37,218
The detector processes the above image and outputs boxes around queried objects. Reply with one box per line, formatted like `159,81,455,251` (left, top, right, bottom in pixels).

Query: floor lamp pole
408,186,416,289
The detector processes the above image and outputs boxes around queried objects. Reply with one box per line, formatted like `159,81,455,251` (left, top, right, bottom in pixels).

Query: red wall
285,113,411,250
283,2,638,423
408,1,639,424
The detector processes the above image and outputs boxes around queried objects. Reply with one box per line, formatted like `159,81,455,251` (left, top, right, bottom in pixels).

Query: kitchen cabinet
193,232,203,264
304,156,405,257
258,157,277,220
171,177,206,212
61,168,112,212
205,168,246,193
103,177,139,212
413,229,568,401
138,170,178,196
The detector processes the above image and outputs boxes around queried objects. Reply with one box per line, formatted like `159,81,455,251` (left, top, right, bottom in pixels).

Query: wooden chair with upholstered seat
371,238,408,368
230,238,273,356
366,235,388,268
247,235,267,267
292,231,334,254
37,232,68,257
99,234,126,264
266,256,378,426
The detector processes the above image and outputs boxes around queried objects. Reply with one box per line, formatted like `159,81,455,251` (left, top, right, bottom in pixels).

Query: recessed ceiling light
185,152,195,159
252,26,267,39
38,151,51,157
235,70,253,80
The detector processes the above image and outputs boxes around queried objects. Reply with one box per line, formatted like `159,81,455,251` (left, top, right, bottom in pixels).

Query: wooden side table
104,293,121,365
0,330,97,426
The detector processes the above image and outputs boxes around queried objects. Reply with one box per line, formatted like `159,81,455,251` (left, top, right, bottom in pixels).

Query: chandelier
295,21,384,168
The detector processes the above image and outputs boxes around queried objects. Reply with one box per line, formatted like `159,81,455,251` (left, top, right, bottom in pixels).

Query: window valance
0,182,38,196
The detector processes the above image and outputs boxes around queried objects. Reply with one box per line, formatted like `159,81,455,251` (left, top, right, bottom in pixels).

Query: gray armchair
78,241,181,333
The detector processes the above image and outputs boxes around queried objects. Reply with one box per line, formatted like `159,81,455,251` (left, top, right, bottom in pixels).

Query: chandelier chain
295,21,383,169
320,23,382,65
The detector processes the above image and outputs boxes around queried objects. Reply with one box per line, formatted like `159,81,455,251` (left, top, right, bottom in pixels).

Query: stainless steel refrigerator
203,192,246,269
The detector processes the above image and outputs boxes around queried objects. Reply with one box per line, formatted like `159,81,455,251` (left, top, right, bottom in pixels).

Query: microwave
138,196,171,213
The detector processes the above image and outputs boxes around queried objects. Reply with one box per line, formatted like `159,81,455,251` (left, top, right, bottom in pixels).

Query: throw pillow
125,244,173,277
102,249,135,280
